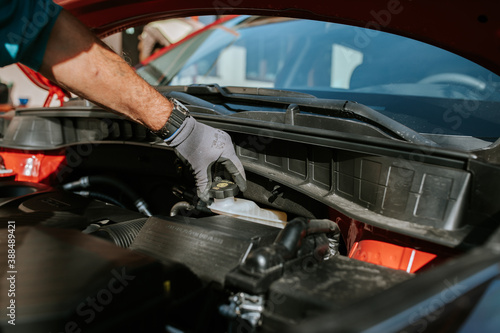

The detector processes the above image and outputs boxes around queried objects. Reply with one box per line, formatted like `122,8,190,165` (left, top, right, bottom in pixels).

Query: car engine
0,106,487,333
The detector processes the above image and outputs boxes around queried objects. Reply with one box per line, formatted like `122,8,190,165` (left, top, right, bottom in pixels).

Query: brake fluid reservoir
207,180,287,228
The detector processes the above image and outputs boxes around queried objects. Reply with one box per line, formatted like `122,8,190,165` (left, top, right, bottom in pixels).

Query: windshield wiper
158,84,439,147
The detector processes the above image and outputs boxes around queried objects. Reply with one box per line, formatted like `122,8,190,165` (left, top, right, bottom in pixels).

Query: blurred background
0,15,214,109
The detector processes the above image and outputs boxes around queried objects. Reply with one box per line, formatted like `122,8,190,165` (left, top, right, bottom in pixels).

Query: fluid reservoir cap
209,180,239,199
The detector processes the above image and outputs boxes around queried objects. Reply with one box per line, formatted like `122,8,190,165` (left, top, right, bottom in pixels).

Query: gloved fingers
200,161,216,202
232,173,247,193
197,186,211,203
168,116,246,201
175,148,211,202
196,161,215,203
174,149,189,167
220,157,247,192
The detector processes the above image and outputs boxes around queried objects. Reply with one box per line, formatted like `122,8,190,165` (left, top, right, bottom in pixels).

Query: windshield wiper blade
159,84,439,147
157,88,234,115
340,100,439,147
162,83,317,99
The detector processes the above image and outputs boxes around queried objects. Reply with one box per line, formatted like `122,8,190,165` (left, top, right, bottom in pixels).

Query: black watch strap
153,98,190,140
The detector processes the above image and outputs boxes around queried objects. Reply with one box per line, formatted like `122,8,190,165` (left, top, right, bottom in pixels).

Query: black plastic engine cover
130,215,281,285
0,182,146,230
263,255,413,331
0,225,165,333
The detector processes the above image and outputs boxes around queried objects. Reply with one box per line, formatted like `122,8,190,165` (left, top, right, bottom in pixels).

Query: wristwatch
153,98,190,140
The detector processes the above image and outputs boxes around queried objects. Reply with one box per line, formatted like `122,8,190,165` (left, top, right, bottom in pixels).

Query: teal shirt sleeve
0,0,63,71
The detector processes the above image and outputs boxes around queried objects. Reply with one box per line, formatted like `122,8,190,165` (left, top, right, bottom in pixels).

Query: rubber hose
274,217,308,259
64,175,152,216
74,191,126,208
170,201,194,216
87,175,141,203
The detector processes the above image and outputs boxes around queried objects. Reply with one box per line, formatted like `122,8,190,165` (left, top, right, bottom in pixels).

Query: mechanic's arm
39,9,168,131
39,9,246,200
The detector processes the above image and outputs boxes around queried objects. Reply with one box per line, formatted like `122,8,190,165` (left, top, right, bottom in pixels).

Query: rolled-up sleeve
0,0,63,71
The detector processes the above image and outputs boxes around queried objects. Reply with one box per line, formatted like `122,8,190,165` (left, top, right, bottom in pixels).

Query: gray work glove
166,116,247,202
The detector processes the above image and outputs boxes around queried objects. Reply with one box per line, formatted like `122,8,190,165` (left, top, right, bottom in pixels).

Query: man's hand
166,116,247,202
36,8,246,199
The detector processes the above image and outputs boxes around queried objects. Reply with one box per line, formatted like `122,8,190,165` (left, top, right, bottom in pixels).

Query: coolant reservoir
207,180,287,228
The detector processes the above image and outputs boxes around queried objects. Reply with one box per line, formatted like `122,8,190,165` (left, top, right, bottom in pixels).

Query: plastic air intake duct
89,218,148,248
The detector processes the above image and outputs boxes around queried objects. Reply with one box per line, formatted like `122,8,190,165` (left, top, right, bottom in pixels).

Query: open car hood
56,0,500,75
3,3,500,333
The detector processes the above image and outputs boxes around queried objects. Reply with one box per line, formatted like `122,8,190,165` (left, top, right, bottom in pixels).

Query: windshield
137,16,500,150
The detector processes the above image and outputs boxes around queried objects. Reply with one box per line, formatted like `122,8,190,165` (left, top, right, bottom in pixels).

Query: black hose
241,217,339,274
74,190,126,208
307,219,340,236
63,175,152,216
274,217,308,259
87,175,141,202
227,217,341,294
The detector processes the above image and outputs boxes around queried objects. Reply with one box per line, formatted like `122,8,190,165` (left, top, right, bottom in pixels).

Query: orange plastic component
0,149,67,185
349,239,437,273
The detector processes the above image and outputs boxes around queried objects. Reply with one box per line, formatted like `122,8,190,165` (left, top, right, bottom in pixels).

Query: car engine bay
1,104,499,332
